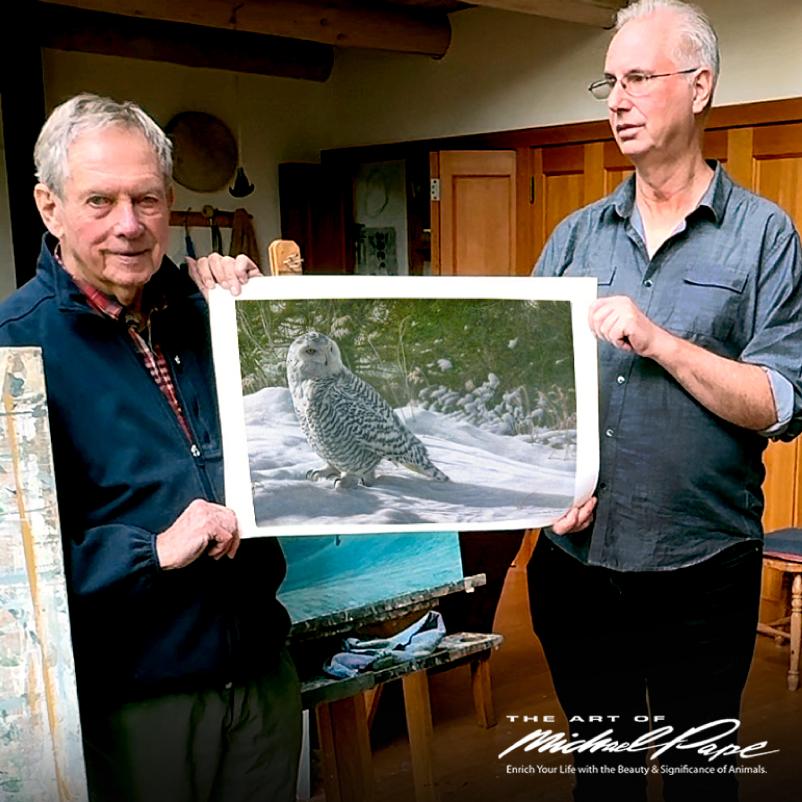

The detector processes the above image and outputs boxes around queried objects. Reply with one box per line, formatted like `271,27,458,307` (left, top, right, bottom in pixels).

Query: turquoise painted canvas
278,530,463,624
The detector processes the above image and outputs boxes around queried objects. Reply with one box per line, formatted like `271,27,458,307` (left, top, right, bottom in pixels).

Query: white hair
34,93,173,197
616,0,720,90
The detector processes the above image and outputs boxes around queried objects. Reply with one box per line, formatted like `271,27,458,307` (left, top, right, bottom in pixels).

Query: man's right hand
551,496,597,535
156,499,241,570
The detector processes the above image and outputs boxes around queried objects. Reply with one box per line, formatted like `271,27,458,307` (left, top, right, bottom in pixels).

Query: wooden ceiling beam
466,0,625,28
40,0,452,58
37,3,334,80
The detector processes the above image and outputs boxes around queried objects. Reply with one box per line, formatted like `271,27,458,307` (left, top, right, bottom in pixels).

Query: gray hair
616,0,720,89
34,93,173,197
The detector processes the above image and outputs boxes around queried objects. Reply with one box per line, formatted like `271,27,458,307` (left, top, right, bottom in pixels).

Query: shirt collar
52,242,167,329
611,160,731,224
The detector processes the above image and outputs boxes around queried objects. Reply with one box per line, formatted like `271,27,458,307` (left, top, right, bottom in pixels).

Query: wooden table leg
470,654,497,728
789,574,801,692
402,671,439,802
316,695,375,802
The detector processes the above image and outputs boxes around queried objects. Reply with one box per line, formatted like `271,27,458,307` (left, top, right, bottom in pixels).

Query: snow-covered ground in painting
244,387,575,531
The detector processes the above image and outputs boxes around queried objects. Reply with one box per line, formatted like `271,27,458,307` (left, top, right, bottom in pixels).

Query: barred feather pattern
287,331,448,483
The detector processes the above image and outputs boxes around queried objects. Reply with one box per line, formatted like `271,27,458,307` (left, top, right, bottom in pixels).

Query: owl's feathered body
286,331,449,487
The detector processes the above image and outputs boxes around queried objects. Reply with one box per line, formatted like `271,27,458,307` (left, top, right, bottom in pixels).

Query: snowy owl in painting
286,331,449,488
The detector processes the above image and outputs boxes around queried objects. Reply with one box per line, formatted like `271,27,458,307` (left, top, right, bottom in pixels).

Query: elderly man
527,1,802,800
0,94,301,802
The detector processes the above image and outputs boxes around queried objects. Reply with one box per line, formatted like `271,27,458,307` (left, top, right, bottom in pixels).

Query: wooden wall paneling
436,150,517,276
429,151,441,275
582,141,605,205
531,147,545,260
538,143,584,246
726,127,755,187
516,146,536,275
602,141,632,194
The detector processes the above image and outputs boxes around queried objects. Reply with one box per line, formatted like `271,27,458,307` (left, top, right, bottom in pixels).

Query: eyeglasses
588,67,699,100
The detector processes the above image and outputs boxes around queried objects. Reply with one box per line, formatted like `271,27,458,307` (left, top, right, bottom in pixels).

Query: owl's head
286,331,344,383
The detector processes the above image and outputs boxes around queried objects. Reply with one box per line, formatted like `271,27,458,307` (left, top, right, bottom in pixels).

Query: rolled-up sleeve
740,222,802,441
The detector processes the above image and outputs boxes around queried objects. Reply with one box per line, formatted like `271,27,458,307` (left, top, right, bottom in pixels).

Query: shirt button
616,375,626,384
190,444,201,457
605,428,615,438
643,279,653,288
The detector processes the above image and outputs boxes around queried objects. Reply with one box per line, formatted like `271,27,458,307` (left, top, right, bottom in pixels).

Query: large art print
209,275,598,539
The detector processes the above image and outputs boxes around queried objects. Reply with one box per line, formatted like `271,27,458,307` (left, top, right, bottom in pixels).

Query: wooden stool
757,528,802,691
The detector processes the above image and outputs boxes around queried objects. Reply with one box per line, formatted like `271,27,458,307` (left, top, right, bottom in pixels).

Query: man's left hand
187,253,261,297
589,295,668,357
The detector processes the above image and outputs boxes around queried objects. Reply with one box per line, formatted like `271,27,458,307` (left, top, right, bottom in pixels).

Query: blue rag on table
324,610,446,679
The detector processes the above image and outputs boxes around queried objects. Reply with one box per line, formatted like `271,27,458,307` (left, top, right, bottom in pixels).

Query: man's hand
156,499,241,570
551,496,597,535
187,253,261,297
589,295,666,357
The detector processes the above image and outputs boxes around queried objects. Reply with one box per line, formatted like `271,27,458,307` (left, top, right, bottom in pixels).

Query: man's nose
113,199,145,237
607,78,629,111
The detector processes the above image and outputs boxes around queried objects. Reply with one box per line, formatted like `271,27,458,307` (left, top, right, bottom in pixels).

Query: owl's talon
333,474,360,490
307,465,340,481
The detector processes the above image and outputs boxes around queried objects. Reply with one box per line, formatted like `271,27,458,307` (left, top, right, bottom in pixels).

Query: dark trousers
437,530,525,633
81,649,303,802
527,535,763,802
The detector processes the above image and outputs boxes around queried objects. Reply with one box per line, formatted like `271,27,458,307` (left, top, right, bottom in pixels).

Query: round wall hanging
165,111,238,192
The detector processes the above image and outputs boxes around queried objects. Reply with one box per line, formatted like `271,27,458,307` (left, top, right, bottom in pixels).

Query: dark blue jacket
0,236,290,707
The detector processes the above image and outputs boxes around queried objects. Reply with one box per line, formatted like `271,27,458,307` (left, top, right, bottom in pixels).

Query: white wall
325,0,802,147
7,50,336,287
1,0,800,296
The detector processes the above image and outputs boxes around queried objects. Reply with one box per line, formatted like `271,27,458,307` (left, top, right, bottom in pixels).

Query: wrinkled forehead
605,12,683,74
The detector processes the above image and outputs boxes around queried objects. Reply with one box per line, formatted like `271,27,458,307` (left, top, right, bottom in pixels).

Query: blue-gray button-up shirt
536,162,802,571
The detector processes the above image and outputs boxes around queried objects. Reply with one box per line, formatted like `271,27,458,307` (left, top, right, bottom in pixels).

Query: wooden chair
757,527,802,690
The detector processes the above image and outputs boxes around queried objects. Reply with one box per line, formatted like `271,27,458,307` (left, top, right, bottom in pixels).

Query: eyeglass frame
588,67,700,100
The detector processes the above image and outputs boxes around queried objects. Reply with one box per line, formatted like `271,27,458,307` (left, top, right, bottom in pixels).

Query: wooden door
431,150,517,276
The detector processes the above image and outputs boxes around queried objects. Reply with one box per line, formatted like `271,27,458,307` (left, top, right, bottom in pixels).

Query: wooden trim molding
323,96,802,164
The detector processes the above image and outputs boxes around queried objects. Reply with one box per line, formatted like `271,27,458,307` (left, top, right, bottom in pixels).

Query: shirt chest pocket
666,263,749,346
564,261,616,292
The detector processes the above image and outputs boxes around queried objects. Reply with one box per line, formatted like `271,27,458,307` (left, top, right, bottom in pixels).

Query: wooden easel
290,577,502,802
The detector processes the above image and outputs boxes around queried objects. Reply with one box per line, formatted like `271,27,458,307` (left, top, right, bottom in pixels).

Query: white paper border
209,275,599,537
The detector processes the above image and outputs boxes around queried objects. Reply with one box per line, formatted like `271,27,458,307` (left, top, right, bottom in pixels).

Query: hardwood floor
360,561,802,802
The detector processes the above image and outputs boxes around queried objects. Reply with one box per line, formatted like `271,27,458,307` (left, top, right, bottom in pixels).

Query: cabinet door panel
433,150,517,276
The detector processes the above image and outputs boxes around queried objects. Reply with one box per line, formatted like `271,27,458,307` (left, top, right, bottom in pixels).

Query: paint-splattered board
0,348,87,801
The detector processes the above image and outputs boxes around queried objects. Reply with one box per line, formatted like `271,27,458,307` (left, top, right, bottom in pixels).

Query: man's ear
34,183,64,239
691,67,714,115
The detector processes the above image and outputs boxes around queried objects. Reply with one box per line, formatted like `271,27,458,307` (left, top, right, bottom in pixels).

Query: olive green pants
82,650,302,802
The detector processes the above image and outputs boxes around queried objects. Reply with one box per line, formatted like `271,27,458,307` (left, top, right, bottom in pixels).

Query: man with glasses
528,1,802,800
